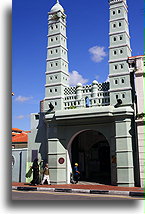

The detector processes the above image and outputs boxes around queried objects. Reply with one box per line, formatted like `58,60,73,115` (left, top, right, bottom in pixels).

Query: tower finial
57,0,59,3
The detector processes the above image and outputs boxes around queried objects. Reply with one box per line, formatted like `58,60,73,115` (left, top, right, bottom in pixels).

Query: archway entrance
71,130,111,185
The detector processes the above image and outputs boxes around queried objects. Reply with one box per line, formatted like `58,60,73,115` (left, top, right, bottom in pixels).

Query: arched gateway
69,130,111,185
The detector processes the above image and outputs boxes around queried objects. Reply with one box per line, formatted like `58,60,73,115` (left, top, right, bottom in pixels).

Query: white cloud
16,115,25,120
95,75,100,81
89,45,107,63
15,96,33,102
69,70,88,86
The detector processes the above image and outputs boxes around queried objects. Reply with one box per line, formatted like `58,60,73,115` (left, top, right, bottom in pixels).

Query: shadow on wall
35,113,48,163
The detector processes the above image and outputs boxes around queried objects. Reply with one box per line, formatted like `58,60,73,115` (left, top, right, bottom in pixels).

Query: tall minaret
44,0,69,111
109,0,132,107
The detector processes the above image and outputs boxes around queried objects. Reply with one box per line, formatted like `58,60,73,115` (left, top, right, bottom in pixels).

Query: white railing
64,93,110,110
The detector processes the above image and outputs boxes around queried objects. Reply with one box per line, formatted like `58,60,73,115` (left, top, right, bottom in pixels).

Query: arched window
120,64,124,69
121,79,125,84
115,79,118,84
113,23,116,28
120,49,123,54
114,65,118,70
120,36,123,40
85,97,90,108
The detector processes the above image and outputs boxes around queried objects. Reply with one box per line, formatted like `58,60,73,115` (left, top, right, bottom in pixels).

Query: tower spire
56,0,59,3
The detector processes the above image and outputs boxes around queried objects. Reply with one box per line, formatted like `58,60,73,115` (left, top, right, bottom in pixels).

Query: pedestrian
30,158,39,186
41,163,51,185
73,163,80,184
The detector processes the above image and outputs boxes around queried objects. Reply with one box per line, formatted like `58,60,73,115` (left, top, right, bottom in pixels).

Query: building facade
128,55,145,187
27,0,142,187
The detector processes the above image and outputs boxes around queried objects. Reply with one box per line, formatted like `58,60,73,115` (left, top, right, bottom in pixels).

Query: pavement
12,181,145,197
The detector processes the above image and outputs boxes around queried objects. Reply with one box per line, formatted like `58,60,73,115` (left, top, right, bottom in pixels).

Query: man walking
41,163,51,185
73,163,80,184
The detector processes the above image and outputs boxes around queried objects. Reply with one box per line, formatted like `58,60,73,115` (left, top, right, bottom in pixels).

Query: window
51,38,53,42
55,102,57,106
120,36,123,40
55,89,57,92
50,76,52,80
50,50,53,54
56,49,58,53
119,22,122,27
120,49,123,54
55,76,57,79
114,37,116,42
50,89,52,92
115,79,118,84
114,65,118,70
114,50,117,55
113,23,116,28
113,11,115,15
121,79,125,83
32,150,38,162
56,25,58,28
56,37,58,41
116,95,118,99
122,94,125,98
51,26,53,30
118,9,121,13
56,62,58,66
50,63,53,67
120,64,124,69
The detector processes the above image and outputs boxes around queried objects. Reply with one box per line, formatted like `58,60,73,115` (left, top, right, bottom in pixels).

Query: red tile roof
12,132,28,143
12,128,22,133
12,128,29,143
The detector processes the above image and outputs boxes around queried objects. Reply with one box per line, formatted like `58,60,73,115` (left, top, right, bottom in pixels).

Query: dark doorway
71,130,111,185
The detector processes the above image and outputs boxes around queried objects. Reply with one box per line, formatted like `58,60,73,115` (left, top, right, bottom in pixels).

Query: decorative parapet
64,81,110,109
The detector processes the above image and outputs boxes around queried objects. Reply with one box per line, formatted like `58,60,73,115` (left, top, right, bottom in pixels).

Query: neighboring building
128,55,145,187
26,0,143,187
12,128,30,148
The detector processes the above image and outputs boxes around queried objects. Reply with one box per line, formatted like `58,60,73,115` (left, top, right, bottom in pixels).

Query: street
12,190,142,200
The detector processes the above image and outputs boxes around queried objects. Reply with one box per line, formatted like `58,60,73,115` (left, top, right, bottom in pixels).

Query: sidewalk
12,182,144,197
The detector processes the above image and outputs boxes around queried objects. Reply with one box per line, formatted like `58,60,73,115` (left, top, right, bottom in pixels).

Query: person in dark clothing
73,163,80,184
30,158,39,185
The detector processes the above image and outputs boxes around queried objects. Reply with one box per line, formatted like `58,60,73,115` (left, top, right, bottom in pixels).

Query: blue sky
12,0,143,130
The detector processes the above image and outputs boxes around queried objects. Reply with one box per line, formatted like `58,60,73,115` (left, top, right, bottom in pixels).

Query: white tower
44,0,69,111
109,0,133,107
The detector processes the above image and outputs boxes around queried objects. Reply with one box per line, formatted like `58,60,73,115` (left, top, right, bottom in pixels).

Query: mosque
26,0,144,187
